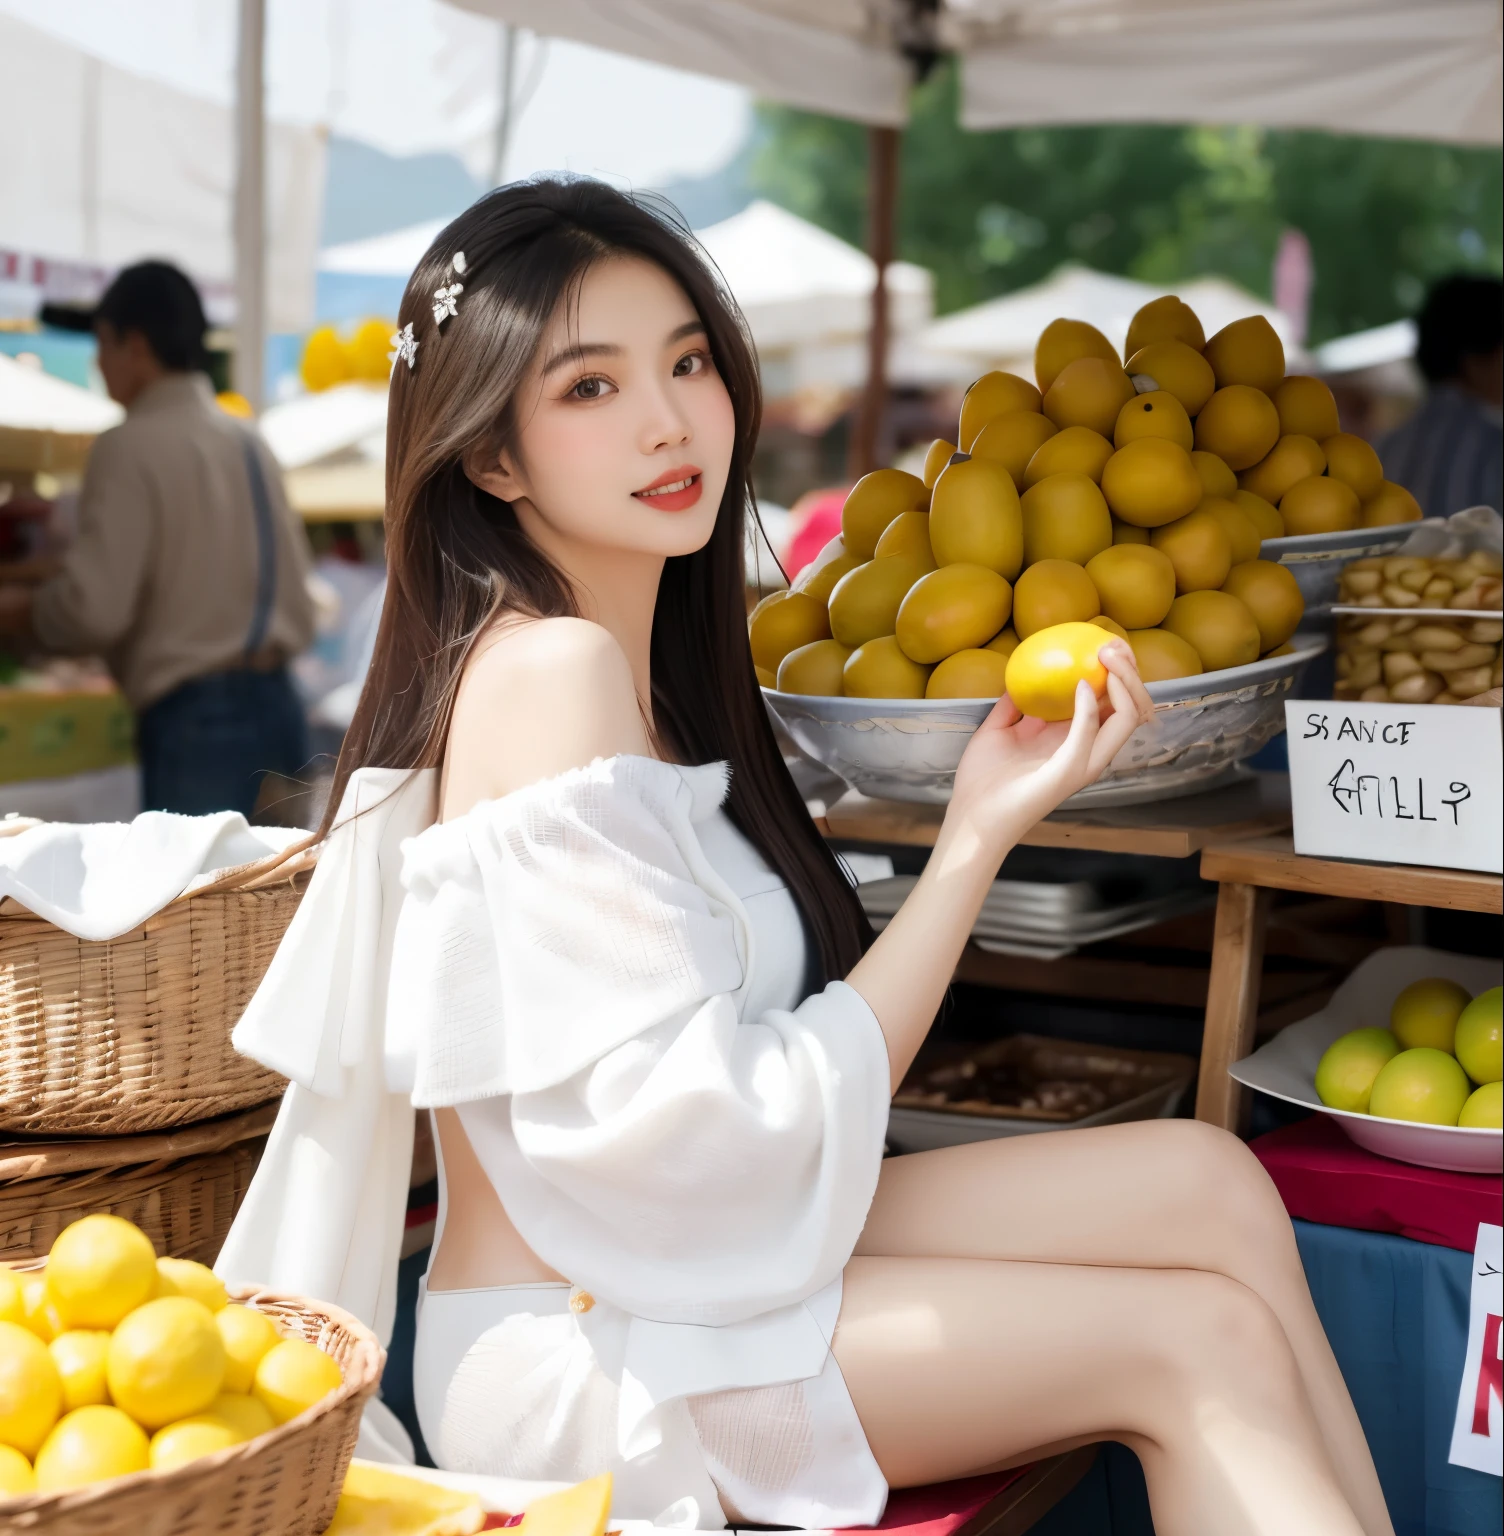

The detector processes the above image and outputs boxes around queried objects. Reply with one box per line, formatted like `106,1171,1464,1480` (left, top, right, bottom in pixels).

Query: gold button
569,1287,595,1314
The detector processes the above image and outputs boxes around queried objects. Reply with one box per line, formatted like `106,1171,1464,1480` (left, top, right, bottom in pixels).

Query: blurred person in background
0,261,316,816
1379,274,1502,516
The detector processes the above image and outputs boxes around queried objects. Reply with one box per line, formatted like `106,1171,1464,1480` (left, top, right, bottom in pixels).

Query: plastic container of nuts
1332,516,1502,706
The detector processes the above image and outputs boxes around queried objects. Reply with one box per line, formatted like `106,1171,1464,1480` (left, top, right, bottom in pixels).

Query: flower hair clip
432,250,467,326
388,323,418,373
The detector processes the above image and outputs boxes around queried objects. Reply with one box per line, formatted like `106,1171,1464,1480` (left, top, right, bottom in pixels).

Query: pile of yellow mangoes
1316,980,1502,1128
750,294,1414,703
0,1215,343,1498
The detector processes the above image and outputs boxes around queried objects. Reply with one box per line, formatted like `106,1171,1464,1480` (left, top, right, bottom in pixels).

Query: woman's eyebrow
542,341,621,379
667,319,706,343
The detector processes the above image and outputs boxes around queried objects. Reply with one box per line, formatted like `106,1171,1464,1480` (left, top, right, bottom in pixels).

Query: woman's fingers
1101,641,1155,726
1051,680,1101,781
1087,671,1145,779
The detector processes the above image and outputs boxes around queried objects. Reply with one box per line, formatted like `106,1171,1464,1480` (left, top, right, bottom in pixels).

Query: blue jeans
137,667,309,817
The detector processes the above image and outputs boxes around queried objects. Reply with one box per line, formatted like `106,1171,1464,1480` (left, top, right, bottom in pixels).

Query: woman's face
478,256,736,562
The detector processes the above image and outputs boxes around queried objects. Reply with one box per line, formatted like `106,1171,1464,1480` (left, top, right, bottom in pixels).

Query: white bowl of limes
1229,947,1502,1173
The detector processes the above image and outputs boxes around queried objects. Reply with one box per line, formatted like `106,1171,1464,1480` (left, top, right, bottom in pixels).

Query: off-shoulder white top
216,756,891,1497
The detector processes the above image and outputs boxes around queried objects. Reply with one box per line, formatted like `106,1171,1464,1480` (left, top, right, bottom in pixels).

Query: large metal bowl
1260,522,1422,615
765,634,1326,807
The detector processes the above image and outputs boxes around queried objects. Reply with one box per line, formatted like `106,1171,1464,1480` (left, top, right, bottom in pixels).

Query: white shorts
413,1274,887,1529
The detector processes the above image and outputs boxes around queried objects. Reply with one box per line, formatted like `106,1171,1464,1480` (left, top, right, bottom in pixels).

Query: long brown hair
323,178,871,983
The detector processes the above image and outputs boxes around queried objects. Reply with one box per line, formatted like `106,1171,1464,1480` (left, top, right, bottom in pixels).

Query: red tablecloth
1250,1116,1501,1252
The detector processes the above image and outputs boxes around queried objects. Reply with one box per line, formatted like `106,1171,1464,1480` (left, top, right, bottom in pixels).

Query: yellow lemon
1034,318,1119,394
329,1461,486,1536
45,1215,157,1332
20,1279,60,1344
1321,433,1384,501
1092,615,1129,639
1125,340,1215,416
149,1413,244,1472
842,636,931,700
1124,296,1205,357
0,1320,62,1458
107,1297,225,1431
517,1473,614,1536
48,1331,110,1412
300,326,353,394
1362,481,1424,528
0,1442,34,1496
1459,1081,1503,1129
1113,391,1193,452
1233,488,1285,540
1368,1048,1471,1126
33,1405,148,1492
748,590,830,674
214,1305,283,1396
922,438,958,488
874,509,937,572
841,469,927,558
1390,976,1472,1053
1280,475,1359,536
1203,315,1285,393
925,649,1011,700
1190,450,1238,499
1023,426,1114,488
957,372,1041,450
969,411,1057,485
1273,376,1340,440
1454,987,1502,1085
1100,439,1203,529
1020,474,1113,566
1042,358,1136,438
1194,386,1281,471
1012,560,1101,639
1162,591,1261,671
0,1272,23,1331
1220,561,1305,652
777,639,852,697
205,1392,275,1443
346,318,393,384
155,1258,228,1315
792,537,861,606
1005,623,1111,722
1314,1028,1400,1113
1126,628,1202,683
252,1339,344,1426
1085,545,1177,631
1240,435,1327,506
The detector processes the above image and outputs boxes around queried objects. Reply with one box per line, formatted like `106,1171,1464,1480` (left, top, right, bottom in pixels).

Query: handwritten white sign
1449,1222,1502,1476
1286,701,1503,874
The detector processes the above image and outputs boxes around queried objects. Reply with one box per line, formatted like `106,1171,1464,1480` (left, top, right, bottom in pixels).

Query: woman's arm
846,643,1154,1091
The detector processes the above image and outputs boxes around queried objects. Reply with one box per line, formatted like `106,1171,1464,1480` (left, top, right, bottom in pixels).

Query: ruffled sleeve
392,755,891,1326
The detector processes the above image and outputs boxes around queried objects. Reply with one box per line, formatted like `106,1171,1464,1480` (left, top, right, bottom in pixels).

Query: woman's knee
1154,1271,1301,1398
1154,1121,1295,1257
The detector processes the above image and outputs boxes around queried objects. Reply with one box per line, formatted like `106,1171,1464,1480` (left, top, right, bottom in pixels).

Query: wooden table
1195,836,1504,1132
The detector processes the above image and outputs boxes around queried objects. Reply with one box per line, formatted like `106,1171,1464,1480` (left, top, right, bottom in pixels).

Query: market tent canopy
0,351,123,475
448,0,1502,145
0,12,326,332
920,265,1305,375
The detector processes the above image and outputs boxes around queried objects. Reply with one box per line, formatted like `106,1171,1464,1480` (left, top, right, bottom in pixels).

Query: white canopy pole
234,0,267,412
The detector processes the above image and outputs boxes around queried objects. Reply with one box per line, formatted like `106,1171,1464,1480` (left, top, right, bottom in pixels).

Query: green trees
751,62,1502,345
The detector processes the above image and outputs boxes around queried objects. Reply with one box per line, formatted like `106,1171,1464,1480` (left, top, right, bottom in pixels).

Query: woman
220,180,1391,1536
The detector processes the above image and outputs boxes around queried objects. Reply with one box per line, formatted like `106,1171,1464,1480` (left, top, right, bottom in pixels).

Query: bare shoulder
441,616,649,818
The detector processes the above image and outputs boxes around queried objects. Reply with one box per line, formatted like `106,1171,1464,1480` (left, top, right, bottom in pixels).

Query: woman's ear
465,444,527,504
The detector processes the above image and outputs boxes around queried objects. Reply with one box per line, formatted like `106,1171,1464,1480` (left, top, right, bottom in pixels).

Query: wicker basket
0,849,313,1135
0,1281,383,1536
0,1103,276,1264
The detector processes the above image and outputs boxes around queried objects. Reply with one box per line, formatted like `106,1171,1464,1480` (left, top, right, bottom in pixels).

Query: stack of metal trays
854,849,1211,961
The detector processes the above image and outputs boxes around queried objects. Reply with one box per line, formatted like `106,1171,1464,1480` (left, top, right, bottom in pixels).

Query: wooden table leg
1195,881,1272,1133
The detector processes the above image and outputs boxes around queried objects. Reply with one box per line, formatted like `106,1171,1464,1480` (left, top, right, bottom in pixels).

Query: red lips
632,465,703,511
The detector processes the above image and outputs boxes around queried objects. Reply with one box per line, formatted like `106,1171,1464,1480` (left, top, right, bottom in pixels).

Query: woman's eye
673,351,706,378
569,375,614,400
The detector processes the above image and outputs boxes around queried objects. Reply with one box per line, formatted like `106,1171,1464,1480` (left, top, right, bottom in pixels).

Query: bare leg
834,1255,1365,1536
856,1120,1391,1536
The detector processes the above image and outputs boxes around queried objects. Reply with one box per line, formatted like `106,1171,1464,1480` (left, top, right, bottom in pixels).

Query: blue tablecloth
382,1225,1500,1535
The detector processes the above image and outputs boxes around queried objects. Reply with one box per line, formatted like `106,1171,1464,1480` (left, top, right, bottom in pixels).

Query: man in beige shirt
0,261,316,814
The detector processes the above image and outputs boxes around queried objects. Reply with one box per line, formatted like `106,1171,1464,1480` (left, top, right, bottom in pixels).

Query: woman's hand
946,640,1155,857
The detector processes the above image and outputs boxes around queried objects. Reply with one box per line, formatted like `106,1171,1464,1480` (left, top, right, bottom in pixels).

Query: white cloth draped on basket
216,755,892,1525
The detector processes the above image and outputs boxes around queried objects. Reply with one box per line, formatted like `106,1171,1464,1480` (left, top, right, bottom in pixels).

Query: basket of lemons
752,296,1358,805
0,1215,381,1534
1230,949,1502,1174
